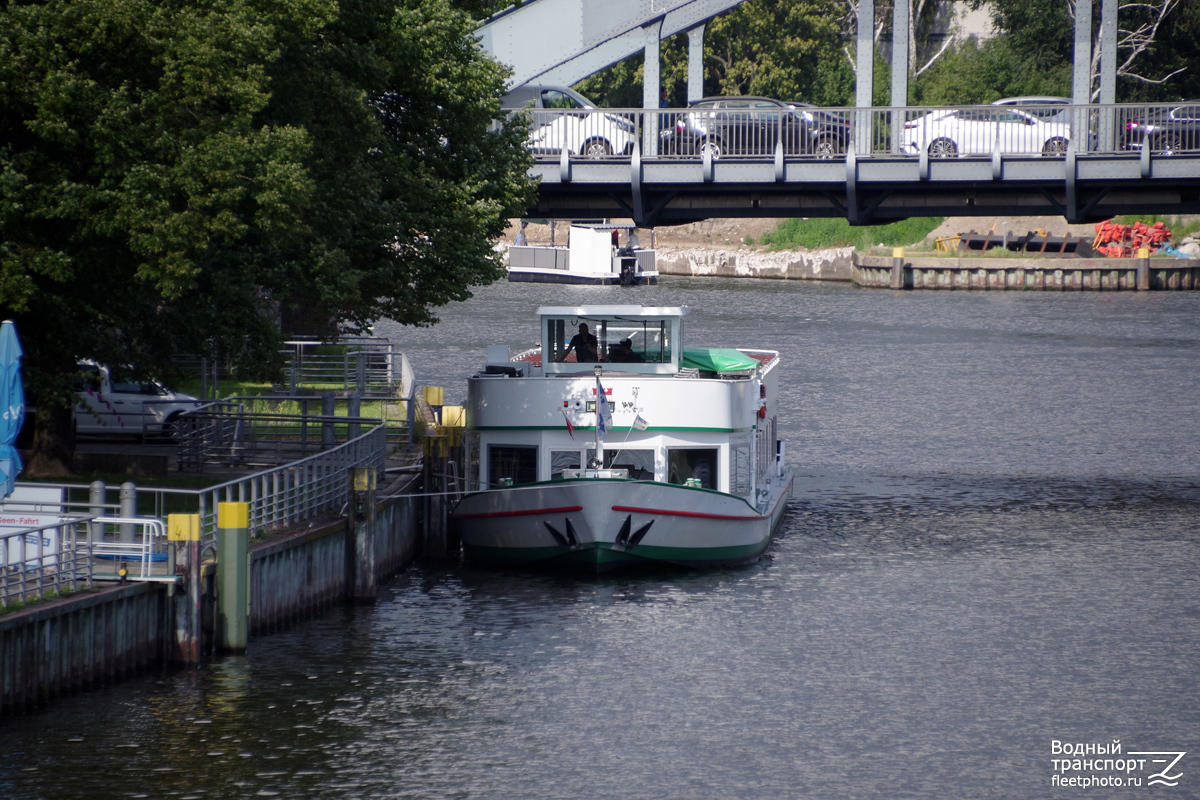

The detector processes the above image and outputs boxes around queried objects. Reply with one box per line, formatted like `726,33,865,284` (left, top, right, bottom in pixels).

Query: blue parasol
0,320,25,499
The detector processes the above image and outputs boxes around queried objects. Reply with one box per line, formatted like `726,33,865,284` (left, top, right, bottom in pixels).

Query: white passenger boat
506,224,657,285
449,305,792,573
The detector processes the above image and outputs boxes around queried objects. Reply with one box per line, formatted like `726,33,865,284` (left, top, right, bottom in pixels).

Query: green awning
681,348,758,373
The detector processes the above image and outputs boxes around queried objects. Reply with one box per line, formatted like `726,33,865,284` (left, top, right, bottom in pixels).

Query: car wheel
814,137,842,159
1041,137,1069,157
581,138,612,158
699,138,723,160
1153,133,1183,156
928,138,957,158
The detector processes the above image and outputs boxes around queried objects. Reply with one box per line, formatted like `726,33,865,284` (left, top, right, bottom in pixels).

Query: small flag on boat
597,382,611,440
562,409,574,439
632,413,648,430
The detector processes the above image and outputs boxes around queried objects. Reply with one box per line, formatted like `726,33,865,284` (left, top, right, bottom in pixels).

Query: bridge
478,0,1200,226
516,103,1200,226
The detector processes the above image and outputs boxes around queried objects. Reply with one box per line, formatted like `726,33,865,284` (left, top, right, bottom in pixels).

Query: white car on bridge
902,107,1073,157
502,85,636,158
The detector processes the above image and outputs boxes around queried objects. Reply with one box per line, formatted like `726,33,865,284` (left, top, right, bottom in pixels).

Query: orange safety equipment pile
1092,220,1171,258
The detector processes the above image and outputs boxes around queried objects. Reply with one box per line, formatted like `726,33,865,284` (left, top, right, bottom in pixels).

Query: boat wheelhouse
450,305,791,573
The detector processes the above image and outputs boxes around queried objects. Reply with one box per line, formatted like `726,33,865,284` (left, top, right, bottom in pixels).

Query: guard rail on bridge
513,102,1200,225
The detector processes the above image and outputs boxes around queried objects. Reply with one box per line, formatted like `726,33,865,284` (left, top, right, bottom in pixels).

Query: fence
174,400,398,472
517,102,1197,160
1,517,94,609
173,338,415,401
13,421,388,553
280,338,414,398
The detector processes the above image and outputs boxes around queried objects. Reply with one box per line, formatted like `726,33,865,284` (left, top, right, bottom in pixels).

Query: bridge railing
521,102,1196,161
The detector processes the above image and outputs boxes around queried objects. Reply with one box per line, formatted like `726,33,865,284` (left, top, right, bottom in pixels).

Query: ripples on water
2,279,1197,799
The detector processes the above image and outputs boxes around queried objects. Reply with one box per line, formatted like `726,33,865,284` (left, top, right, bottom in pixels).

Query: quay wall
0,582,167,714
654,245,1200,290
1,475,422,714
854,254,1200,290
655,246,856,281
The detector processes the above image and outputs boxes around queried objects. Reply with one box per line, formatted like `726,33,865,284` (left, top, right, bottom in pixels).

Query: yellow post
216,502,250,654
1137,247,1151,291
168,513,202,666
891,247,906,290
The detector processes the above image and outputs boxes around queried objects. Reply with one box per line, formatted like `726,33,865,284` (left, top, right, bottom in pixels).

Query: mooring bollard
89,480,105,546
1137,247,1150,291
119,481,137,543
349,466,377,603
169,513,202,666
216,502,250,654
891,247,906,290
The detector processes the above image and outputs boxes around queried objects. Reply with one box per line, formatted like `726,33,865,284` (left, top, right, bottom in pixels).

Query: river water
3,278,1198,799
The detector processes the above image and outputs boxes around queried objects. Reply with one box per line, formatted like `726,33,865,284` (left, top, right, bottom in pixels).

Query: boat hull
450,474,792,574
506,269,658,285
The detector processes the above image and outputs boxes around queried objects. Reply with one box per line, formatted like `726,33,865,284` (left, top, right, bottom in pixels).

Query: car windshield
541,90,586,109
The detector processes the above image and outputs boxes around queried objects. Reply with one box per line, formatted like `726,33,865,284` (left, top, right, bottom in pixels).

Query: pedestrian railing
1,516,94,609
88,517,167,579
520,102,1198,160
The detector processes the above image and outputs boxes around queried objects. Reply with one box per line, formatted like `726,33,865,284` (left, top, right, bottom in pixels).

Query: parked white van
73,361,200,438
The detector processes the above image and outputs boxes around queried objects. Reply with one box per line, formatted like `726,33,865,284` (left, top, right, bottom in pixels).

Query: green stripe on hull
464,540,770,574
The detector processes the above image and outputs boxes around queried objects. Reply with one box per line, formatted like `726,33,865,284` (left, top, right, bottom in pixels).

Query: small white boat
449,305,792,573
506,224,658,285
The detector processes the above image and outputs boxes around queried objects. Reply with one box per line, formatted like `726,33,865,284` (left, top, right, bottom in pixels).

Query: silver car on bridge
902,107,1073,157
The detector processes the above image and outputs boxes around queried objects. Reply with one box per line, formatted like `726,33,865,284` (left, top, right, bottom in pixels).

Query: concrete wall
655,246,855,281
854,253,1200,290
1,474,422,714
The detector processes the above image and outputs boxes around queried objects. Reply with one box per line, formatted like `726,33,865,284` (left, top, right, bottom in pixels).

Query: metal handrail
12,423,389,550
520,102,1199,159
1,516,94,608
89,516,166,579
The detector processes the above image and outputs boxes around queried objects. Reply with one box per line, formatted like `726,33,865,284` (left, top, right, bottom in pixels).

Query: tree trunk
24,403,75,477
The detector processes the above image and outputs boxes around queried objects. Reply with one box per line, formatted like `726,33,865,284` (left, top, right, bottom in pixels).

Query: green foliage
760,217,944,251
913,38,1070,106
0,0,533,467
576,0,848,107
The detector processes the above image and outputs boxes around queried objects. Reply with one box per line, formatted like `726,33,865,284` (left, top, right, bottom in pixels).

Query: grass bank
758,217,944,251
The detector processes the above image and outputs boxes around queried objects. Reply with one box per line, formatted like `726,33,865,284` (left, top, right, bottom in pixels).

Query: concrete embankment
1,474,422,714
653,245,1200,290
854,252,1200,290
655,246,856,281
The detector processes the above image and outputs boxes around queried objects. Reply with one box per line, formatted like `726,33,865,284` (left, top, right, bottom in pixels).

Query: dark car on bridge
1122,101,1200,155
660,96,850,159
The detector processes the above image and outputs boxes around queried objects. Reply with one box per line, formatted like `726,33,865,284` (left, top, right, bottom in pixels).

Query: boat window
543,315,674,366
550,450,581,480
731,445,751,495
586,448,655,480
488,446,537,487
667,448,718,490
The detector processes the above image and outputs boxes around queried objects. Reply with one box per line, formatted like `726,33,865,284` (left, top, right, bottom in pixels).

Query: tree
0,0,534,475
576,0,849,107
973,0,1186,100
